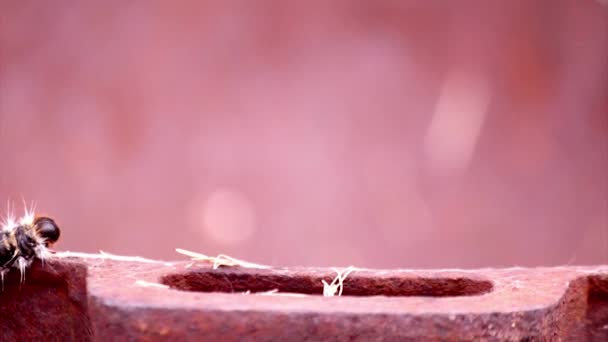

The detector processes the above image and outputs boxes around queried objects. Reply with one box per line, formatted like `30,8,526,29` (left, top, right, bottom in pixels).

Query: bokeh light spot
199,189,257,246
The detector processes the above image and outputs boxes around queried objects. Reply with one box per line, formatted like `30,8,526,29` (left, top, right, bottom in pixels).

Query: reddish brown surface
0,260,91,340
1,258,607,340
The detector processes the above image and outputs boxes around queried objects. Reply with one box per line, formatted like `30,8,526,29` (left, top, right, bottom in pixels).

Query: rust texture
0,260,91,340
0,257,606,341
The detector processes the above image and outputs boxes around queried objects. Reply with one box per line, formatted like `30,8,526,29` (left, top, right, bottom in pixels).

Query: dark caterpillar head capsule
33,216,60,246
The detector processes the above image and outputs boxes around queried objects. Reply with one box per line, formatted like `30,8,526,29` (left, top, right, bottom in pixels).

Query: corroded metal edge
1,256,607,341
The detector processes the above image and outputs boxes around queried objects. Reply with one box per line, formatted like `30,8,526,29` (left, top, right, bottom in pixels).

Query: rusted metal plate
0,260,91,340
0,257,607,341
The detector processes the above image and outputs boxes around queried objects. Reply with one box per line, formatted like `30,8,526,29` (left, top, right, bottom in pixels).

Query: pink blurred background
1,1,607,268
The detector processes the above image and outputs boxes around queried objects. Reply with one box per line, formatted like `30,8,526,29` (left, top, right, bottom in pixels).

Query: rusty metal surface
0,260,91,341
0,258,607,341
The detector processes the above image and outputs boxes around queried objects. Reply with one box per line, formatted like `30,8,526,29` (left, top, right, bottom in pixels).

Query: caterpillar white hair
0,202,61,285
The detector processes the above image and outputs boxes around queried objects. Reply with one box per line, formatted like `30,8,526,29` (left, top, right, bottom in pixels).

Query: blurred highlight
425,70,490,174
199,189,257,246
